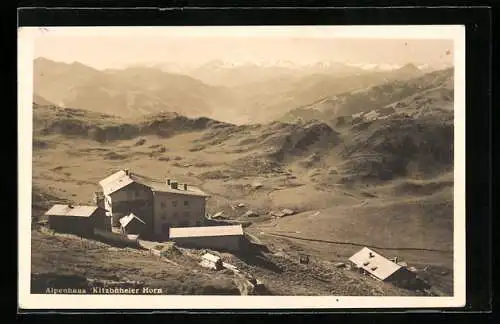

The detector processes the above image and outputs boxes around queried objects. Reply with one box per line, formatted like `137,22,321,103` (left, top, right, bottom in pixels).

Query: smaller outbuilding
169,225,245,252
349,247,419,288
199,253,224,270
119,213,146,237
44,204,108,237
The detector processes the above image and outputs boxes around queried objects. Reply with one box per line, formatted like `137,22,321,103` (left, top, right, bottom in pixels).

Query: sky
31,26,456,70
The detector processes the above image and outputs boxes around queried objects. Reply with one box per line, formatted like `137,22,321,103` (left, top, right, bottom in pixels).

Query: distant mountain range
33,57,449,124
223,63,433,123
148,59,442,86
148,59,443,76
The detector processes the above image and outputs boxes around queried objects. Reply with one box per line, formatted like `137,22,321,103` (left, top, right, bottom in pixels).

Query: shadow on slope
32,186,71,223
34,104,232,142
338,113,453,184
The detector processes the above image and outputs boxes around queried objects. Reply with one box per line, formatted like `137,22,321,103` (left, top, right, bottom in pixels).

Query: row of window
160,200,189,208
160,212,190,219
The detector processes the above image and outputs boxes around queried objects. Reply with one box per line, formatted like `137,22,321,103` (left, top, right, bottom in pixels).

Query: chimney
94,192,105,208
184,183,188,190
167,178,171,185
171,181,178,190
124,169,129,176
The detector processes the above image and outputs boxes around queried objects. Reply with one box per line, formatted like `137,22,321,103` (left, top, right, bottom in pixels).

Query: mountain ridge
280,67,454,125
33,57,235,119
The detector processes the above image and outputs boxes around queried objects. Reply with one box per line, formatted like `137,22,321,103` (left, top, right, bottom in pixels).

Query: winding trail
263,232,453,254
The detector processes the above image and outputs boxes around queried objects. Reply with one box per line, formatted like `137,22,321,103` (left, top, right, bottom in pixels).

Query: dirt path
262,231,453,254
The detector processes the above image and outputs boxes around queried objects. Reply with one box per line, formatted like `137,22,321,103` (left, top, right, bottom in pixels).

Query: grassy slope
31,229,241,295
31,227,417,296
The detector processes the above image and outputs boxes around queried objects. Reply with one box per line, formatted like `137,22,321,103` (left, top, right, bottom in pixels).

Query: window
172,200,178,207
184,200,189,206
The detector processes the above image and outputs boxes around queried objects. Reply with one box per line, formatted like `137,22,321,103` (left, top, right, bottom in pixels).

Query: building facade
152,190,207,237
98,169,209,240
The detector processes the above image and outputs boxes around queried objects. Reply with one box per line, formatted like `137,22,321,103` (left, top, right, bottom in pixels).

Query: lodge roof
98,169,209,198
98,170,135,196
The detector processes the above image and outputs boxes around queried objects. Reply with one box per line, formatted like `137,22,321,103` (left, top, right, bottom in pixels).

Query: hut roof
348,247,402,281
44,204,101,218
119,213,146,227
169,225,244,239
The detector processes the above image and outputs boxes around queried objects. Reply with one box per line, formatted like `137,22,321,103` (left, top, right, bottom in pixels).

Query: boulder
269,210,285,218
243,210,258,218
254,279,265,290
222,262,240,273
282,208,296,216
236,203,245,208
440,269,450,276
251,182,263,189
334,262,346,268
211,211,225,219
134,138,146,146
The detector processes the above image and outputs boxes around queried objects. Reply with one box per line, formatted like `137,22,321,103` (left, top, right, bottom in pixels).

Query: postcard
18,25,465,310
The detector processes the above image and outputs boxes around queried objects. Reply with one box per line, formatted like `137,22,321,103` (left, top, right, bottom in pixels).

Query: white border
18,25,466,310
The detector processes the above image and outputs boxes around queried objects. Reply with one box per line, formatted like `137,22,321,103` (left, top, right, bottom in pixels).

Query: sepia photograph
18,25,465,309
